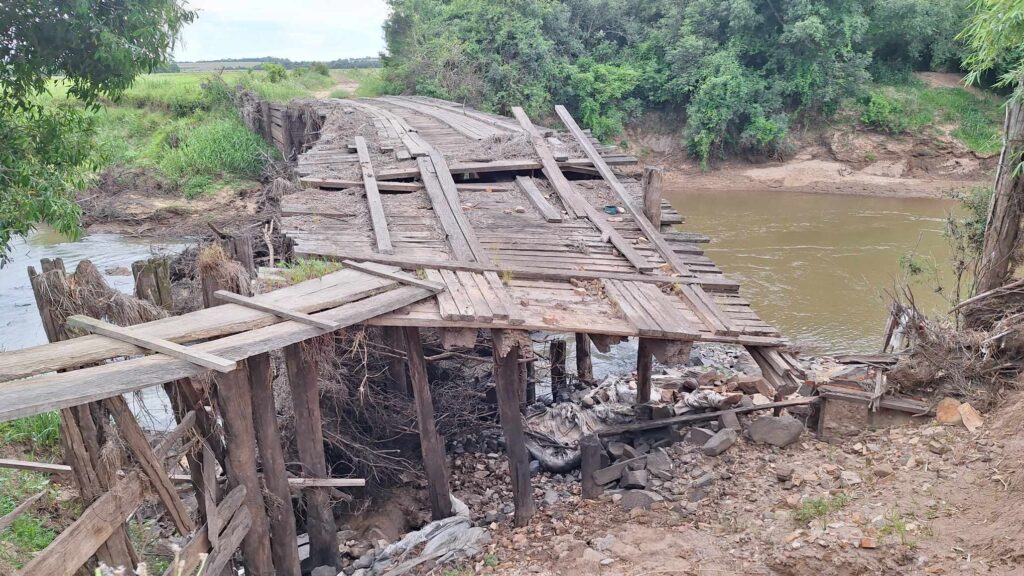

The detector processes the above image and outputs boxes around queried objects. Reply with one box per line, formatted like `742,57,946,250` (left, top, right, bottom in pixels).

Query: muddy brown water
666,187,960,353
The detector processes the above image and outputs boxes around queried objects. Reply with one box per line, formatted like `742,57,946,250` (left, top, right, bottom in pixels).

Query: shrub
311,62,331,76
262,63,287,83
860,91,907,133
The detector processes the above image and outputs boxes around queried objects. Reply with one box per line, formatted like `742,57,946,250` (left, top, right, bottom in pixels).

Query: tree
959,0,1024,305
0,1,194,262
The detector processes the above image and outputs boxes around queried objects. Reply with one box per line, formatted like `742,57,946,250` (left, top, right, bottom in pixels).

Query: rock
839,470,862,487
352,552,375,570
645,449,672,478
620,468,649,489
719,410,742,431
702,428,737,456
311,567,336,576
684,427,715,446
607,441,628,460
776,464,794,482
593,534,617,552
928,440,950,455
697,370,722,387
688,488,708,502
600,558,616,566
936,397,963,425
959,403,984,432
692,471,715,488
618,490,660,510
529,460,541,476
860,537,878,549
746,416,804,447
543,490,559,506
872,464,894,478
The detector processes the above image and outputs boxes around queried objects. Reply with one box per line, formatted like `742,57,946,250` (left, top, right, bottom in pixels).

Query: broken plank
514,176,563,222
300,177,423,192
511,107,582,218
287,478,367,488
428,150,492,264
341,260,445,292
213,291,341,331
66,315,236,373
354,136,394,254
456,270,494,322
425,269,462,321
418,156,476,261
598,397,820,436
438,269,476,321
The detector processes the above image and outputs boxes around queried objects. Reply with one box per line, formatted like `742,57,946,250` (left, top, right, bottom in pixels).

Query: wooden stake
132,257,173,310
383,326,410,395
402,327,454,520
580,434,603,500
636,338,654,405
247,352,302,576
550,339,567,402
575,333,593,384
642,166,664,228
213,366,276,576
490,330,534,527
284,341,339,570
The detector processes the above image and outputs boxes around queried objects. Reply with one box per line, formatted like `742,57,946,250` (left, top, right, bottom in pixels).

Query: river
665,187,960,353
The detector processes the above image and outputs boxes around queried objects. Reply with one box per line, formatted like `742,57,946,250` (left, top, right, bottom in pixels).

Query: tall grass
160,117,273,198
0,469,56,568
0,413,61,455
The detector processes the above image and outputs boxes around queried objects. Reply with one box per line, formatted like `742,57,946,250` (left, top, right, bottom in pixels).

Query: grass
282,258,343,283
879,509,920,548
794,493,851,527
0,413,61,456
856,78,1004,155
0,469,57,569
160,116,272,198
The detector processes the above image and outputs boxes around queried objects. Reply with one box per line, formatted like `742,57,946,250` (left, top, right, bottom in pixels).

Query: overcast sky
174,0,389,62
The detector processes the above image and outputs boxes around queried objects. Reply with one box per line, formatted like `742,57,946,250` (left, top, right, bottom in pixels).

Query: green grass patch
160,116,273,197
329,87,351,99
283,259,343,283
0,469,56,568
857,80,1003,155
0,413,61,456
795,493,851,527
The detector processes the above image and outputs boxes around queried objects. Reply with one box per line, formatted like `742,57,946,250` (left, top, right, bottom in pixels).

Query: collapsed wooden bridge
0,96,799,575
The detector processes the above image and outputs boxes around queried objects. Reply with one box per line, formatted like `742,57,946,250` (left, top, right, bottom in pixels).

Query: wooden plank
675,284,732,336
511,107,581,218
403,327,454,520
636,338,654,404
161,485,248,576
0,491,46,533
286,478,366,488
66,315,237,373
284,341,338,570
200,505,253,576
471,272,509,320
633,282,701,338
0,459,71,475
514,176,563,222
428,150,492,264
354,136,394,254
17,473,145,576
598,397,820,436
105,395,194,535
341,259,445,292
425,269,462,321
0,286,435,423
214,290,341,331
300,177,423,192
438,269,476,321
602,280,660,336
456,270,494,322
418,155,476,261
555,105,694,277
484,272,524,325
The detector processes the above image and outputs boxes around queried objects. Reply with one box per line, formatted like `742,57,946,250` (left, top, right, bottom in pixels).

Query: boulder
618,489,662,510
685,427,715,446
746,416,804,447
719,410,741,431
619,468,649,490
702,428,737,456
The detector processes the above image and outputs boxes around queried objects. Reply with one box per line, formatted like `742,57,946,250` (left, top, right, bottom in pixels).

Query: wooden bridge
0,96,800,576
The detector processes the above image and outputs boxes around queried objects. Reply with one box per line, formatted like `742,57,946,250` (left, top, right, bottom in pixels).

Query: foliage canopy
0,0,194,261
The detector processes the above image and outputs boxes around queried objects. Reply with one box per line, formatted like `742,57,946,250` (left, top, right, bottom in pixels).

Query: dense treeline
382,0,968,163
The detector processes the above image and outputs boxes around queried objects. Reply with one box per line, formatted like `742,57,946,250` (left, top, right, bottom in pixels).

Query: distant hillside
173,56,381,73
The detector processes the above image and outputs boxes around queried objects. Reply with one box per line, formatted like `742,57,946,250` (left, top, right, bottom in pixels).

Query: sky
173,0,389,62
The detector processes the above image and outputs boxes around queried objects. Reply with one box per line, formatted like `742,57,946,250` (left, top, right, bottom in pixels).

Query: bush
311,62,331,76
860,91,907,133
262,63,287,83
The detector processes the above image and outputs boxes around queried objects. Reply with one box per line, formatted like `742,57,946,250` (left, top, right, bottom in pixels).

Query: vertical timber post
642,166,664,228
550,339,567,402
636,338,654,405
247,352,302,576
213,365,276,576
580,434,603,500
284,341,339,570
575,333,593,384
491,329,534,527
525,360,536,406
383,326,410,394
402,327,454,520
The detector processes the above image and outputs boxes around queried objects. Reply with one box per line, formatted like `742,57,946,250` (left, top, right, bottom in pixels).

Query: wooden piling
247,352,302,576
636,338,655,405
525,360,536,405
284,341,339,570
491,329,534,527
575,333,593,384
383,326,410,394
402,327,454,520
213,365,276,576
131,257,173,310
580,434,603,500
642,166,664,228
550,339,567,402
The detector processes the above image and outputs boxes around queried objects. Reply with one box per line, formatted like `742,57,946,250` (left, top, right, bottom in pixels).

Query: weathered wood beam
354,136,395,254
213,290,341,331
490,329,534,527
341,259,445,292
636,338,655,405
575,333,593,383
